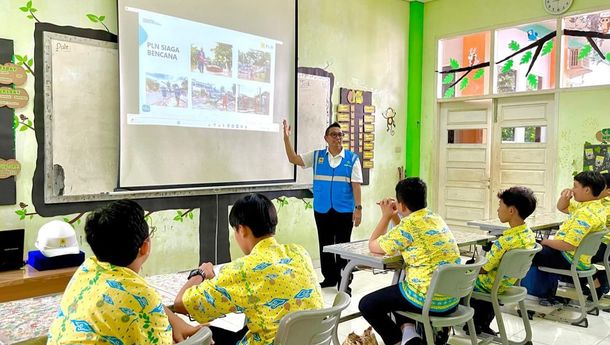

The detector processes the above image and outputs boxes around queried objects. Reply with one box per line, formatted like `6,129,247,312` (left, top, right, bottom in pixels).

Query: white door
492,95,556,213
438,101,493,232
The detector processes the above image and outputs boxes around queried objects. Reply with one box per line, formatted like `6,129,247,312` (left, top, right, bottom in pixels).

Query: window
438,31,491,98
561,10,610,88
494,20,557,93
501,126,547,143
448,129,487,144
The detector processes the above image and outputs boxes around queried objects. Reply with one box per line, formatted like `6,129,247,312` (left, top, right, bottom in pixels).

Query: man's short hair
395,177,427,212
497,186,537,220
229,193,278,238
85,200,150,267
325,122,341,136
574,171,606,197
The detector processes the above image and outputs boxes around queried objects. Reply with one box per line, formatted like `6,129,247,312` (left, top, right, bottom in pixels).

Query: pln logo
596,128,610,143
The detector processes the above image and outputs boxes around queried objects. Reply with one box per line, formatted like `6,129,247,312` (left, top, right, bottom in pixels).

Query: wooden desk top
0,265,77,303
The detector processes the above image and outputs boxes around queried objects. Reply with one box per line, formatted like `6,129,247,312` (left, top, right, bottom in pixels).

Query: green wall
0,0,411,273
421,0,610,208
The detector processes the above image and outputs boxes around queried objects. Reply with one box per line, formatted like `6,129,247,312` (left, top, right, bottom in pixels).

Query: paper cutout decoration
0,158,21,179
596,128,610,143
382,107,397,136
337,88,375,175
0,87,29,108
583,144,609,173
0,63,27,86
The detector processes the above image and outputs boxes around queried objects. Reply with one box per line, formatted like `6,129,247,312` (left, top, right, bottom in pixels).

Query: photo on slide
144,73,189,109
192,79,236,112
190,42,233,77
237,84,270,115
238,49,271,83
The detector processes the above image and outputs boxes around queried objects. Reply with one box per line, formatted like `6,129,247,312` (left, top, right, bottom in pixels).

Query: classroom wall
0,0,410,274
421,0,610,209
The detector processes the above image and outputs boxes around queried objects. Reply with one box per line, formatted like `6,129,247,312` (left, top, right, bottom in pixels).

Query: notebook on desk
0,229,25,272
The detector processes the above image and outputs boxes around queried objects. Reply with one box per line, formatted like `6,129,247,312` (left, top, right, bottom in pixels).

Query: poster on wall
583,144,610,173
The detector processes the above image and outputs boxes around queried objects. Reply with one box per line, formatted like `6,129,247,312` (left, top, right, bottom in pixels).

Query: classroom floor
317,267,610,345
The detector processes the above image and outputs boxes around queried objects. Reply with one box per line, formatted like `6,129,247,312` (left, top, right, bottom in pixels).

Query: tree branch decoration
19,1,41,23
564,30,610,62
86,14,110,33
14,114,35,132
437,53,489,98
173,208,195,222
14,54,34,75
15,202,37,220
63,212,86,226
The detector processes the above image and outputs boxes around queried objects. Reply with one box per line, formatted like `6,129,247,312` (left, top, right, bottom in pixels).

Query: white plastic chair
538,230,610,327
395,257,487,345
177,326,213,345
471,243,542,345
274,291,351,345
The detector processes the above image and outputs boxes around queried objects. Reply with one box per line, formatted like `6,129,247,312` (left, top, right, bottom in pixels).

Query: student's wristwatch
187,268,206,281
355,204,362,210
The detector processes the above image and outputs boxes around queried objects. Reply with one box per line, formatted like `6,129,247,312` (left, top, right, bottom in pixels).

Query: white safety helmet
35,220,80,257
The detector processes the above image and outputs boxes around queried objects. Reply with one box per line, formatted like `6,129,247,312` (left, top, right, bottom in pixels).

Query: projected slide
128,8,279,132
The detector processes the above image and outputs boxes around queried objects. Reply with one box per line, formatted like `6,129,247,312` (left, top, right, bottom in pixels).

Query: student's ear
140,239,151,256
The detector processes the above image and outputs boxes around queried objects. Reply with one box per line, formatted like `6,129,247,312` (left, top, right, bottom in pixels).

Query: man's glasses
328,132,344,138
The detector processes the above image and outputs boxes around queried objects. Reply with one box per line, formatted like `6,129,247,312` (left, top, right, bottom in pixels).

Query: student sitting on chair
47,200,200,345
558,172,610,300
173,193,323,345
532,171,607,305
469,186,537,335
359,177,460,345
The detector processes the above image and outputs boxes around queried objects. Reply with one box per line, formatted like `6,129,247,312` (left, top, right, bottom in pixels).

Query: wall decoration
596,128,610,143
0,158,21,179
382,107,397,136
583,143,610,173
497,69,517,93
0,87,29,108
337,88,374,185
0,62,27,85
0,38,17,205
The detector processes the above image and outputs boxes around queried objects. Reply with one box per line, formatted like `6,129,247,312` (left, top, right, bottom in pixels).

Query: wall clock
543,0,573,15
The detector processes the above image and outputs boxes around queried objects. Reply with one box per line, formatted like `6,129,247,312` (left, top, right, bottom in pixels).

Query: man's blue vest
312,149,357,213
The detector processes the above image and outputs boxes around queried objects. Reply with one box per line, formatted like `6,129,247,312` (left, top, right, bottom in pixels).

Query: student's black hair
602,172,610,189
229,193,278,238
325,122,341,136
574,171,606,197
85,199,150,267
395,177,427,212
497,186,537,220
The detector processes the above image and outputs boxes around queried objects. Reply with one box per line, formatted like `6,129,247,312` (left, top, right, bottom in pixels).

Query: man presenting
282,119,363,289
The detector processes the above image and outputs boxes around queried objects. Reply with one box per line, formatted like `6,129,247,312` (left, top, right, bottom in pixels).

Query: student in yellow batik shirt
47,200,199,345
470,186,537,335
173,194,323,345
532,171,607,305
359,177,461,345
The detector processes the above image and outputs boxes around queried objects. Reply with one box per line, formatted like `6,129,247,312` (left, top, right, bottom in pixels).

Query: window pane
448,129,487,144
501,126,546,143
494,20,557,94
438,31,491,99
561,10,610,88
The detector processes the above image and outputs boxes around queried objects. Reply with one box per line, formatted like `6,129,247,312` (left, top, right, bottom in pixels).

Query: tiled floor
319,268,610,345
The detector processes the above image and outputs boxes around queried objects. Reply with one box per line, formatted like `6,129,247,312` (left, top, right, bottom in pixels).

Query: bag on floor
520,266,559,298
341,326,379,345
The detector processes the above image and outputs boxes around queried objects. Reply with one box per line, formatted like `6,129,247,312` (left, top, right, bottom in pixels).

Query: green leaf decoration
27,58,32,66
98,15,105,21
13,116,19,129
30,8,37,13
606,53,610,61
594,146,602,154
520,51,532,65
578,45,592,60
188,212,194,219
541,40,553,56
27,119,32,126
86,14,99,23
173,215,181,221
63,217,70,223
27,15,33,19
14,55,24,62
19,125,28,131
27,1,32,9
584,141,592,147
444,87,455,98
449,58,460,69
508,40,520,51
459,77,469,90
473,69,485,80
501,59,514,74
527,74,538,90
176,210,183,216
19,6,28,12
442,74,454,84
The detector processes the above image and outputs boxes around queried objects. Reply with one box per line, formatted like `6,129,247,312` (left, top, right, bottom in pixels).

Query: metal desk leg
338,260,358,292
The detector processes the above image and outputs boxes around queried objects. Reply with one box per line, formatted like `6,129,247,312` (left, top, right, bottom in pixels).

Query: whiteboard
296,71,332,185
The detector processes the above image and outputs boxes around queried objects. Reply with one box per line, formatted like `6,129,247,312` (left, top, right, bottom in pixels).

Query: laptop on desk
0,229,25,271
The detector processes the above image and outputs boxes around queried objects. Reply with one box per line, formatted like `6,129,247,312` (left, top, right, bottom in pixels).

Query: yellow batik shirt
378,208,461,312
568,197,610,244
555,199,607,269
183,237,323,345
474,224,536,293
47,257,172,345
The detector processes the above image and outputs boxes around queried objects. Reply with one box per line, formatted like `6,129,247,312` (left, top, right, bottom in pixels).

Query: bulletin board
583,144,610,173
